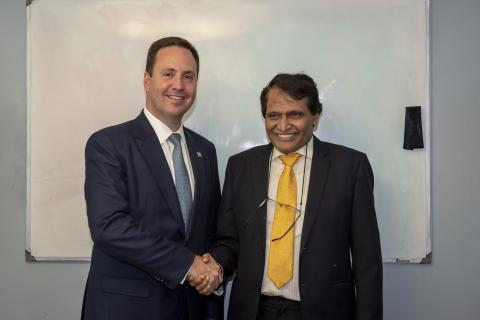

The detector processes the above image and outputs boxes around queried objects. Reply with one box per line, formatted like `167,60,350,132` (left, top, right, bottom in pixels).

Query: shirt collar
143,107,186,144
272,136,314,161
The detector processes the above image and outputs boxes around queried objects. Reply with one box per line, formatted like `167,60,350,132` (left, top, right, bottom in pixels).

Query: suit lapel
251,145,273,252
132,113,186,237
301,137,331,249
183,128,205,240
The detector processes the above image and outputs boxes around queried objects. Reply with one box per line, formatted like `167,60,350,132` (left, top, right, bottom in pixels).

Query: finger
211,278,221,291
194,275,209,289
188,274,205,287
200,285,213,295
201,253,212,263
202,275,220,293
195,279,210,291
194,275,209,288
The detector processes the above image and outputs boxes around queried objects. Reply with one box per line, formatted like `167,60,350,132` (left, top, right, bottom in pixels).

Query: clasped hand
187,253,223,295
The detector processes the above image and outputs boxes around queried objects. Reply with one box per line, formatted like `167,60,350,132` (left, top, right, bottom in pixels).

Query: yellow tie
267,152,301,288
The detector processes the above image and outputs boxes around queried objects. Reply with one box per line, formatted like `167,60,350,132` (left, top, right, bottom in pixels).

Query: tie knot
280,153,301,167
169,133,182,146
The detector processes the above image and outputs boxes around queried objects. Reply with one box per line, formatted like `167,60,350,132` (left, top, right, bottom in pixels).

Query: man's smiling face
144,45,197,131
264,86,319,154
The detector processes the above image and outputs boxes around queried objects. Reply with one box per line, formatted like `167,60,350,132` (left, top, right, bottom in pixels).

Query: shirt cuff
213,286,224,296
180,264,193,284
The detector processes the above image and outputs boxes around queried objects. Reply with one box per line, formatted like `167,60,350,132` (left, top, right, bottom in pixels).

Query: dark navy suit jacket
82,112,222,320
212,137,382,320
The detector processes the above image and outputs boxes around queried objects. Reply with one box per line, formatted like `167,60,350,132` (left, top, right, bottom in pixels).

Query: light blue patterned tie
168,133,192,229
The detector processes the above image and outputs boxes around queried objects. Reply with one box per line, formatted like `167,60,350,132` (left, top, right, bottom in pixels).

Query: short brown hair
145,37,199,76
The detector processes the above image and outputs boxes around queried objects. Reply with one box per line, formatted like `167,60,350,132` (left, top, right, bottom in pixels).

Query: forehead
266,87,308,111
153,45,197,72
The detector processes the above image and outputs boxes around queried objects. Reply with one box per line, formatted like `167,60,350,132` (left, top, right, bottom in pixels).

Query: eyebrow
266,110,304,115
160,68,196,75
287,110,304,115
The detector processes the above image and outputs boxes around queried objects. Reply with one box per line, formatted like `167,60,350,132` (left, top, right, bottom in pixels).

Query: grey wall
0,1,89,319
383,0,480,318
1,0,479,319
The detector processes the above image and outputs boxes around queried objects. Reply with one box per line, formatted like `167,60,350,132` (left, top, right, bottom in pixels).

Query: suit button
302,247,307,251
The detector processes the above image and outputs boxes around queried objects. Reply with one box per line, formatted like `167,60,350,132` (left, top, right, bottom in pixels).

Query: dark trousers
256,295,302,320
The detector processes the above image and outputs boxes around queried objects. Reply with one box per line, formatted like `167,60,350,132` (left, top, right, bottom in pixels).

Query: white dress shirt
144,107,196,284
143,107,195,199
261,137,314,301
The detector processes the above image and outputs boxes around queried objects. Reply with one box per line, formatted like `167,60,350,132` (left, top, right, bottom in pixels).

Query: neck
145,105,182,131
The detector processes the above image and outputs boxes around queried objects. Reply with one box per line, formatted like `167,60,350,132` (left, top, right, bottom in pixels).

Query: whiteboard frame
26,0,431,263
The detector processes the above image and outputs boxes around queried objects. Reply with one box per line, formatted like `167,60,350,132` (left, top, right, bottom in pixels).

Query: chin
273,142,297,154
168,105,190,115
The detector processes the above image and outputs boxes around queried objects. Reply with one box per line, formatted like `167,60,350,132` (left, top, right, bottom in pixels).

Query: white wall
1,0,480,319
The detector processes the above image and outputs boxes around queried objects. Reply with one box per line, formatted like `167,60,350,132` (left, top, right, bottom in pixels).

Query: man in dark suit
82,37,223,320
204,73,382,319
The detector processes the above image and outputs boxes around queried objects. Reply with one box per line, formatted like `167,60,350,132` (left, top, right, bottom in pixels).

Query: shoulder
184,127,213,146
229,144,270,163
183,127,217,154
315,139,373,181
316,139,366,161
224,144,271,174
86,119,137,150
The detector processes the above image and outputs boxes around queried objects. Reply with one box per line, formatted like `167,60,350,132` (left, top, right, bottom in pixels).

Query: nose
172,75,184,91
277,115,291,131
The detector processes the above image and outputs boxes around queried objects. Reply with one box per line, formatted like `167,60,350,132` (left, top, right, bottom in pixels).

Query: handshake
187,253,223,295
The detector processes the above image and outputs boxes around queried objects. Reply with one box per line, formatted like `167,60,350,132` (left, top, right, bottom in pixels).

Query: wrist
216,262,224,281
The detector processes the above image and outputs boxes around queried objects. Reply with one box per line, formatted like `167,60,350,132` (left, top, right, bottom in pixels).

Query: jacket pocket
102,276,150,298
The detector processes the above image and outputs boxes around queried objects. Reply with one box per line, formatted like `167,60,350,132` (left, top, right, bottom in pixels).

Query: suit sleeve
211,158,239,279
351,154,383,320
84,132,194,289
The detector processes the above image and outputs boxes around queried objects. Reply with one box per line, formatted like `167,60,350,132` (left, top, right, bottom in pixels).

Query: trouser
256,295,302,320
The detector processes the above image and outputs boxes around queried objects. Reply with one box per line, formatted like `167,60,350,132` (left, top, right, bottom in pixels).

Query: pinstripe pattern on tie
168,133,192,229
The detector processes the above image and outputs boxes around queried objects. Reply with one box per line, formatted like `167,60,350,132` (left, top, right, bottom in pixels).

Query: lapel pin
196,152,202,158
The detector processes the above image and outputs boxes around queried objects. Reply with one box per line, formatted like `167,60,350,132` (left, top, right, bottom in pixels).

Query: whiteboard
27,0,430,262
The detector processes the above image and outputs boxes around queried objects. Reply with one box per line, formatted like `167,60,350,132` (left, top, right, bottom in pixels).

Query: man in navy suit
82,37,223,320
196,73,382,319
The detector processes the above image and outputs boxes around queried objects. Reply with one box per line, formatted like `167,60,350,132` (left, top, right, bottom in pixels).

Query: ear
143,71,150,93
312,113,320,127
